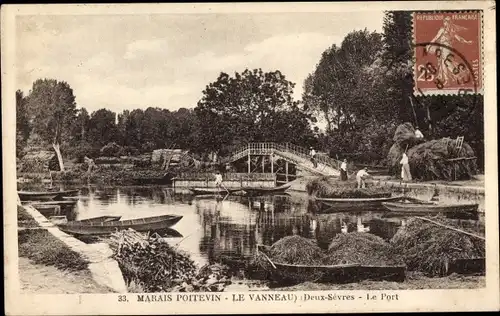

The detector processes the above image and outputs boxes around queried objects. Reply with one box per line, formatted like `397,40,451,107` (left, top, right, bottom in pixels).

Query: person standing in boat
214,170,229,194
356,167,370,188
400,152,412,182
215,170,223,189
340,159,348,181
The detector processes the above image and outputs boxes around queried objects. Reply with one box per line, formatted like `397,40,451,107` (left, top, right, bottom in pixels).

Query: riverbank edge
288,176,485,212
20,204,128,293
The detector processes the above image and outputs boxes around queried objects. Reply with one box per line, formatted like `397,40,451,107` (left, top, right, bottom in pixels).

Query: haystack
269,235,324,265
393,122,423,146
409,138,477,181
391,217,485,277
306,176,391,198
324,232,403,266
387,143,406,176
387,137,477,180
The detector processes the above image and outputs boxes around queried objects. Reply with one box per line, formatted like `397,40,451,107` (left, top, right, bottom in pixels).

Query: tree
88,108,119,147
195,68,313,156
25,79,77,171
72,107,90,142
303,30,384,157
16,90,31,156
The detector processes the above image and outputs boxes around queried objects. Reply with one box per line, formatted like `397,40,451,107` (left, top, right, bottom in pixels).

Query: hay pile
324,232,403,266
306,176,391,198
387,122,425,176
387,143,406,176
391,217,485,276
407,138,477,181
269,236,325,265
111,230,230,292
393,122,424,147
387,122,477,180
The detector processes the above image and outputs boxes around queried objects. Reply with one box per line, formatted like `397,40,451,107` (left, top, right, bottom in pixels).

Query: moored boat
52,189,80,199
381,201,479,216
315,196,403,210
241,183,292,196
73,216,122,224
18,191,59,201
189,187,243,195
29,200,78,208
256,247,406,284
57,214,183,236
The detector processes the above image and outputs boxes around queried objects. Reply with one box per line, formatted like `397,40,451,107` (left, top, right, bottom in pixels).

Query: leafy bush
95,157,121,164
63,142,101,162
100,142,124,157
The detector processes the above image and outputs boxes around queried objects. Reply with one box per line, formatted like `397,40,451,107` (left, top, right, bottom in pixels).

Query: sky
16,12,385,114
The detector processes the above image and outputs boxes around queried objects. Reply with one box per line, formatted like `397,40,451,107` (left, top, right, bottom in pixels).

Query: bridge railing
227,142,342,170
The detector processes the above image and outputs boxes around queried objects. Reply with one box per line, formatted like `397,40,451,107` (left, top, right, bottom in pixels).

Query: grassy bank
18,229,89,271
17,206,114,293
18,168,168,185
17,205,39,228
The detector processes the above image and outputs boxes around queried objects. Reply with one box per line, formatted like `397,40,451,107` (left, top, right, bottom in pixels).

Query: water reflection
23,185,411,267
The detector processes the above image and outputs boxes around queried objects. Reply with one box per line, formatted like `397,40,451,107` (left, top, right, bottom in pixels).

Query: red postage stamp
413,11,483,95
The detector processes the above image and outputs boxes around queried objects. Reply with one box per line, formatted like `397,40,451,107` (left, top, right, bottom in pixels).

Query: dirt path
19,257,113,294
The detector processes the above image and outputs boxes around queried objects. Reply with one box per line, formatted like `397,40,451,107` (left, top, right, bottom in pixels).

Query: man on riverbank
356,167,370,188
415,128,424,139
400,152,412,182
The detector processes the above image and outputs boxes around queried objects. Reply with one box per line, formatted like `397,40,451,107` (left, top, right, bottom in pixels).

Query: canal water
53,186,409,267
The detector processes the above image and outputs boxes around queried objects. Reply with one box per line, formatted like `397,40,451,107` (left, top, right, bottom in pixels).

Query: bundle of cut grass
306,176,391,198
387,137,477,180
407,138,477,181
393,122,425,147
324,232,403,266
386,143,405,176
269,235,325,265
390,216,485,277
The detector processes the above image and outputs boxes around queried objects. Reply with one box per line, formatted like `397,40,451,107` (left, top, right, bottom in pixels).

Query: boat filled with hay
390,216,485,276
256,234,406,285
306,177,392,199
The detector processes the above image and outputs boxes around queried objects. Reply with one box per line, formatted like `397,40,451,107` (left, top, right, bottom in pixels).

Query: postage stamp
413,11,483,95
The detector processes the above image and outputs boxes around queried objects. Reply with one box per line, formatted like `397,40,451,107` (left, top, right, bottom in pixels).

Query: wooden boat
73,216,122,224
18,191,59,201
57,214,183,236
189,187,243,195
52,189,80,199
448,257,485,275
30,200,78,208
381,201,479,218
256,247,406,284
241,183,292,196
316,196,403,209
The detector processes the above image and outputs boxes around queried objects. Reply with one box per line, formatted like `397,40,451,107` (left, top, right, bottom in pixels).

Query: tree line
16,11,484,171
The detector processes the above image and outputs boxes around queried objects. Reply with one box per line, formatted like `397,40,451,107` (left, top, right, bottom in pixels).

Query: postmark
413,11,483,95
